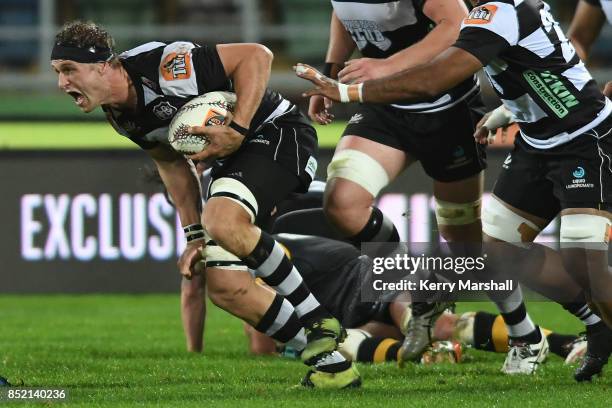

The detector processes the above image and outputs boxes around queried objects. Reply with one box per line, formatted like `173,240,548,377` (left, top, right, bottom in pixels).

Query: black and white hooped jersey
103,41,293,150
454,0,611,149
584,0,612,24
331,0,479,112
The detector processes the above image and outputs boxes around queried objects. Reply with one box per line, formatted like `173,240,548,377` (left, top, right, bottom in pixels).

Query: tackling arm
361,47,482,102
295,46,482,104
340,0,467,82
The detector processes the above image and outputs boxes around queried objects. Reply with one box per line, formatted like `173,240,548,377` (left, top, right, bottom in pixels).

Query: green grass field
0,122,345,150
0,296,608,407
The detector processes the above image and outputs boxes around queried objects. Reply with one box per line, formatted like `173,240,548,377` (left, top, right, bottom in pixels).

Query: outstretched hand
294,63,342,102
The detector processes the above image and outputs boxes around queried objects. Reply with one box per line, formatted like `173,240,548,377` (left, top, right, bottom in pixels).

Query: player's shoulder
461,0,540,45
119,41,166,62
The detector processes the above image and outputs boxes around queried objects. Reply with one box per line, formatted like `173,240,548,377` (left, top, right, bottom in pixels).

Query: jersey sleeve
453,1,519,66
191,45,233,94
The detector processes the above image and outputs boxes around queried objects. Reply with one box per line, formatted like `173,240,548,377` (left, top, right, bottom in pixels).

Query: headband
51,43,113,63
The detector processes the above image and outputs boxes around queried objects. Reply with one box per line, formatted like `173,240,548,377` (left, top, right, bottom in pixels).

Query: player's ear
98,61,110,74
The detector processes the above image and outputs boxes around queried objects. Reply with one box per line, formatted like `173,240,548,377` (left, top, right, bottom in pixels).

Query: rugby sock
493,287,541,343
356,337,402,364
348,207,400,246
547,333,579,359
471,311,575,358
561,295,603,327
243,231,329,323
254,293,306,350
255,293,350,372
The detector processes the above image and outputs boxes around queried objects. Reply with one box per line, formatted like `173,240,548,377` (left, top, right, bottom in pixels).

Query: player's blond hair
55,21,120,67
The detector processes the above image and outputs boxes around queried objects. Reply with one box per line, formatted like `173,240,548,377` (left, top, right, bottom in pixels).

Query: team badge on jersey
152,101,177,120
161,52,192,81
465,5,498,24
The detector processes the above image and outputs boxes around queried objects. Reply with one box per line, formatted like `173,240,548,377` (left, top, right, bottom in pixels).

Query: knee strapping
326,149,389,196
435,198,481,226
209,177,259,223
482,196,541,243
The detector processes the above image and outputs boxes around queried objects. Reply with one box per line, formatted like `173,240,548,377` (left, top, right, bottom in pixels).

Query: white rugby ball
168,91,236,155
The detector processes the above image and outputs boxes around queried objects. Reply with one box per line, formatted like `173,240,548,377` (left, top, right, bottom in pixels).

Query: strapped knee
326,149,389,196
560,214,611,250
482,196,541,243
435,198,481,226
209,177,259,223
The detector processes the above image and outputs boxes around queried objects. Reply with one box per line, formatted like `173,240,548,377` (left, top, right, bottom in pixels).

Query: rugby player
195,234,582,366
295,0,612,381
309,0,544,371
50,21,360,389
567,0,612,97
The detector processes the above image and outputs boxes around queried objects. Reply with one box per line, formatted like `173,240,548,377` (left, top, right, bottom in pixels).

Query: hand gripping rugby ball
168,91,236,155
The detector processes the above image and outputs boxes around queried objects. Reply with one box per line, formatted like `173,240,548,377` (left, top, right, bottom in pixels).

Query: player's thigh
418,100,487,187
484,143,559,242
326,104,413,203
208,152,303,228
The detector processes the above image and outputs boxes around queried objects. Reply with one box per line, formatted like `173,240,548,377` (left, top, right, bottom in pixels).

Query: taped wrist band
184,223,205,242
338,83,364,103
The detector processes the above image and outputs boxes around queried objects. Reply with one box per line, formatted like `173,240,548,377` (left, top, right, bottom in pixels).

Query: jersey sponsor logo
465,5,498,24
152,101,177,120
348,113,364,124
248,134,270,146
572,166,585,179
522,70,580,119
342,20,391,51
204,109,226,126
566,165,594,190
305,156,318,179
502,153,512,169
160,52,192,81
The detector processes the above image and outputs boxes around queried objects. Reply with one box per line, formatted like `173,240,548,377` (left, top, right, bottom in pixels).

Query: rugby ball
168,91,236,155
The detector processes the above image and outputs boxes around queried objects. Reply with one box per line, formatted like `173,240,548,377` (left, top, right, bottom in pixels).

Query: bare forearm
326,12,355,67
222,44,272,128
362,47,481,103
384,20,460,74
181,276,206,352
155,158,202,226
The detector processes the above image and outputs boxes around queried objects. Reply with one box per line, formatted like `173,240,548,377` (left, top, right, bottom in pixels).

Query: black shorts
493,114,612,221
342,93,487,182
208,106,318,226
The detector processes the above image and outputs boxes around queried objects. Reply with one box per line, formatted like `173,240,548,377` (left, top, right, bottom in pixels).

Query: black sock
348,207,399,246
561,293,603,327
547,333,579,358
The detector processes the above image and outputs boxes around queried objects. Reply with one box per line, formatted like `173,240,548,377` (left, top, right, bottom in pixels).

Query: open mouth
67,91,86,107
